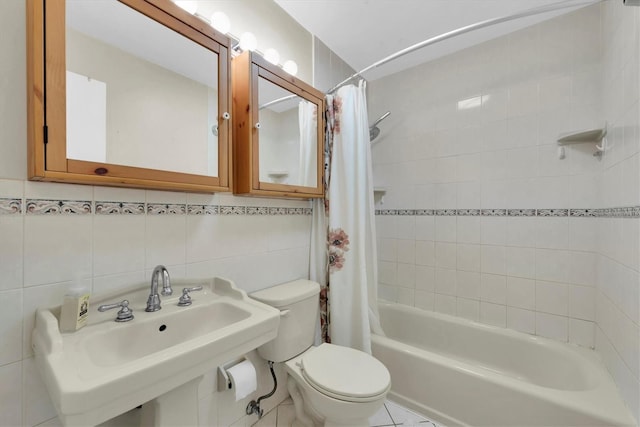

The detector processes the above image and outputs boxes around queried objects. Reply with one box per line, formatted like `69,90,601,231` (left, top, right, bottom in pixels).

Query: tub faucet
145,265,172,312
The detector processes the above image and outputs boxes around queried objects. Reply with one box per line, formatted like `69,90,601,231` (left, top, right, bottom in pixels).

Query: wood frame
26,0,233,193
232,51,325,199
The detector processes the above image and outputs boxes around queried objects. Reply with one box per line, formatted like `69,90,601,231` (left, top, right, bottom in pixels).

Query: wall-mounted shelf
556,124,608,160
373,187,387,204
557,127,607,145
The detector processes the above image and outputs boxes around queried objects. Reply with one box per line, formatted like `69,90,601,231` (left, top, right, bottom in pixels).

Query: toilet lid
300,344,390,402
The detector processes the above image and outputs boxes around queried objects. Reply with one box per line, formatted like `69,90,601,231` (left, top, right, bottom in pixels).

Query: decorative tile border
507,209,536,217
0,198,21,215
0,198,312,216
96,201,145,215
537,209,569,217
26,199,91,215
375,207,640,218
4,198,638,218
147,203,187,215
187,204,218,215
481,209,508,217
458,209,481,216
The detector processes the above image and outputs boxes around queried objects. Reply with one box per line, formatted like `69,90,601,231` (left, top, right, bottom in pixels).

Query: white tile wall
371,8,639,425
597,0,640,422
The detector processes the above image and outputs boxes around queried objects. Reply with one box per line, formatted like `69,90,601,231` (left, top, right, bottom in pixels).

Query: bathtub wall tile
371,2,613,353
414,290,435,311
434,294,456,316
480,302,507,328
535,281,569,316
457,298,480,322
396,287,415,307
597,0,640,421
569,319,595,349
507,307,536,335
368,2,639,421
536,312,569,342
506,277,536,310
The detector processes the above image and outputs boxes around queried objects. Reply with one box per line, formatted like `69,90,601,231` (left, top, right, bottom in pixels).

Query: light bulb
239,32,257,51
210,11,230,34
264,48,280,65
283,60,298,76
175,0,197,14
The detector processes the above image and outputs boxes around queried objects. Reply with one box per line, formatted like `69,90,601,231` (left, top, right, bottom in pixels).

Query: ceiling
274,0,597,82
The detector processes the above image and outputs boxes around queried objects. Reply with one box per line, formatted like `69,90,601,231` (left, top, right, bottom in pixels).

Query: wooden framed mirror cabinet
232,51,325,199
26,0,233,192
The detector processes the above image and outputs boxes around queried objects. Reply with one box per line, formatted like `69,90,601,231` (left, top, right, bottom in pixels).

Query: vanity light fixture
239,32,258,51
283,60,298,76
198,10,297,77
210,11,231,34
264,48,280,65
174,0,198,15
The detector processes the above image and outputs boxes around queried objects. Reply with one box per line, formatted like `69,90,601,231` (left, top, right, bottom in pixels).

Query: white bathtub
372,302,635,427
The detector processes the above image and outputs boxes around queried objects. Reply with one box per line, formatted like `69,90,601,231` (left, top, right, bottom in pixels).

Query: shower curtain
312,80,383,354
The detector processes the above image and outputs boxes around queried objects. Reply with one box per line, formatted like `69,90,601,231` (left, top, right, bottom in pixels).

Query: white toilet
251,280,390,427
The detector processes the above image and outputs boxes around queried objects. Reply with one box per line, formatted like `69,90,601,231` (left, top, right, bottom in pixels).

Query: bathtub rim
373,301,636,427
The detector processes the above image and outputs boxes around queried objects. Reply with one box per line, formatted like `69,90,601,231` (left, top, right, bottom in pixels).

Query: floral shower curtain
312,80,383,354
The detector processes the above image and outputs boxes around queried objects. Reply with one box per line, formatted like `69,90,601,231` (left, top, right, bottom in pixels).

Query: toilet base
284,347,387,427
287,376,371,427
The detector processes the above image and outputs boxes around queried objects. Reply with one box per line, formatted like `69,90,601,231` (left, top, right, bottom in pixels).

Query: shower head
369,111,390,142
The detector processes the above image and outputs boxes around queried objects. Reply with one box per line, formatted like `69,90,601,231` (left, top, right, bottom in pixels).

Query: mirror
257,77,318,187
232,51,324,199
27,0,232,192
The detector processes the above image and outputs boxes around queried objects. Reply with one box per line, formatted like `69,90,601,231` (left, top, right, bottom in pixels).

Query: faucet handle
177,286,203,307
98,300,134,322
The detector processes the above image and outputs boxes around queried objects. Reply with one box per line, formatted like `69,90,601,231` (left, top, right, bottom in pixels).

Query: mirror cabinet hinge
43,125,49,144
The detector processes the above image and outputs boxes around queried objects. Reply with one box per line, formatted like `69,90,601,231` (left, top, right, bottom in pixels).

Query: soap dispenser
59,278,90,333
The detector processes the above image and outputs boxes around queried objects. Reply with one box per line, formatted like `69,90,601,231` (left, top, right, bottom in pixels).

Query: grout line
383,402,397,426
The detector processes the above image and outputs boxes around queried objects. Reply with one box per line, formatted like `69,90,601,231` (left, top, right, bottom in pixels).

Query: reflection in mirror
66,0,219,176
257,76,318,188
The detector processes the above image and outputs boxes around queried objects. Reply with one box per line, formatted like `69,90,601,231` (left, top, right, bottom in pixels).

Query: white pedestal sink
32,277,280,426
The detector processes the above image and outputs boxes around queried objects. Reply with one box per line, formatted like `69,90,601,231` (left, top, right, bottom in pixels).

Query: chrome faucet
145,265,172,312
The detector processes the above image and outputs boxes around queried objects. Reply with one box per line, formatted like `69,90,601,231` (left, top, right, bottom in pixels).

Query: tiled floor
253,398,442,427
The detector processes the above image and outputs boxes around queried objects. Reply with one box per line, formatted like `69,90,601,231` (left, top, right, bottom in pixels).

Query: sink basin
32,277,280,426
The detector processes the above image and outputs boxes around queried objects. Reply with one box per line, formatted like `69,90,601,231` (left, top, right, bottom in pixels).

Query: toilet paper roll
227,359,257,401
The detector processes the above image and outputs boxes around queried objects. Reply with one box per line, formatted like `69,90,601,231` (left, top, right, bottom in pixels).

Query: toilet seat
300,344,390,403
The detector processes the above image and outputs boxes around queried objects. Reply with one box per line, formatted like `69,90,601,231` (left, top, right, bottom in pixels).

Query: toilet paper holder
217,356,248,391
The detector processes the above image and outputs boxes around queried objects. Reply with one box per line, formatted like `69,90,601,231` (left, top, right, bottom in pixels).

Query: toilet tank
250,280,320,362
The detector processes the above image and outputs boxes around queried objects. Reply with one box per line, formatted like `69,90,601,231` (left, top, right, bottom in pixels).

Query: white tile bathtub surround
569,318,595,349
369,2,634,367
507,306,536,335
535,280,569,316
597,291,640,379
434,293,456,316
506,277,536,310
598,0,640,421
480,273,507,304
480,301,507,327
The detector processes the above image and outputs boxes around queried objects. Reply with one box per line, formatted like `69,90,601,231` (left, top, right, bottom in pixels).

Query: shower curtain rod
327,0,596,93
259,94,298,110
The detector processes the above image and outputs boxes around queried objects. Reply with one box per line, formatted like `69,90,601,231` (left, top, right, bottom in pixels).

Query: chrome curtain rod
259,94,298,110
327,0,596,93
